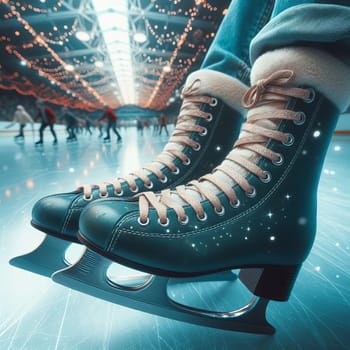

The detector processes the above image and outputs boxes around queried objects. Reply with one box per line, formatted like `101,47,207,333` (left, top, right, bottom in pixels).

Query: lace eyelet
171,167,180,175
282,133,294,147
183,158,191,166
130,185,139,193
294,112,306,126
245,186,256,198
260,171,271,183
99,192,108,198
179,215,189,225
303,88,315,103
114,189,124,196
214,206,225,216
158,217,170,227
206,113,213,122
83,194,93,201
159,175,168,183
193,143,201,151
144,181,154,189
272,153,284,166
230,199,240,208
209,97,218,107
138,217,149,226
196,212,208,221
199,127,208,136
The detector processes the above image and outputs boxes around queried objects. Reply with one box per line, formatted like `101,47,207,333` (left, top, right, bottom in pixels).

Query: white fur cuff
185,69,248,114
251,47,350,112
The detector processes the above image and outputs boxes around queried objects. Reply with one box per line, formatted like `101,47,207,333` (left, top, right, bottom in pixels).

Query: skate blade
52,249,275,334
9,235,73,277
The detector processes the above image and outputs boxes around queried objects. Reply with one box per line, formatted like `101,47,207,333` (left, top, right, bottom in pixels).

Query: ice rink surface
0,123,349,350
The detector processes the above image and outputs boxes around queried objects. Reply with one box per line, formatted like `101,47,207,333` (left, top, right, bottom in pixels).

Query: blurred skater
60,107,80,142
6,105,34,141
152,115,159,135
34,99,57,146
97,106,122,143
158,112,169,136
136,117,144,136
85,117,93,136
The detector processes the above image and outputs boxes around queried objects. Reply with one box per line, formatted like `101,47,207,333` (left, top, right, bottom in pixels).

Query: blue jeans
201,0,350,83
201,0,275,85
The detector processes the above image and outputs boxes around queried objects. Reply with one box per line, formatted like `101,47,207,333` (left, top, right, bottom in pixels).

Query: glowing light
92,0,135,104
2,0,227,110
75,30,90,42
298,217,307,225
133,32,147,43
313,130,321,138
94,61,104,68
334,145,341,151
64,64,75,72
26,179,34,189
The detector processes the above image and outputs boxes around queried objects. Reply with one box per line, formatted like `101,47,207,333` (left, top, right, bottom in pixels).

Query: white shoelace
80,79,217,199
137,70,311,224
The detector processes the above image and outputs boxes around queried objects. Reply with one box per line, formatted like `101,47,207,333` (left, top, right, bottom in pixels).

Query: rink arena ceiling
0,0,230,112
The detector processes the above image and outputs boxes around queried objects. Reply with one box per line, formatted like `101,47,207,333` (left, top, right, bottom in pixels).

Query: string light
0,0,228,111
3,5,108,109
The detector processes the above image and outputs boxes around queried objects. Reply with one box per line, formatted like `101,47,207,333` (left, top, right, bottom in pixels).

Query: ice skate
75,47,350,333
11,69,248,280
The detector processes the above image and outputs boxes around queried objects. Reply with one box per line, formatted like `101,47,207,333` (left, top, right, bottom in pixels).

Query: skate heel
238,264,301,301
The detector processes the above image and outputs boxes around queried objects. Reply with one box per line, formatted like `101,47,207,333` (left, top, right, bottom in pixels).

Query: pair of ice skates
10,47,350,335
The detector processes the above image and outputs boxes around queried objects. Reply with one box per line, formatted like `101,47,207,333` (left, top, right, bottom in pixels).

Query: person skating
158,113,169,136
60,107,80,142
34,99,58,146
6,105,34,141
97,106,122,143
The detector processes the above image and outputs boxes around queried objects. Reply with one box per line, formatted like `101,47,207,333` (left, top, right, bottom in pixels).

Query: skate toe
31,192,81,240
78,199,138,251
